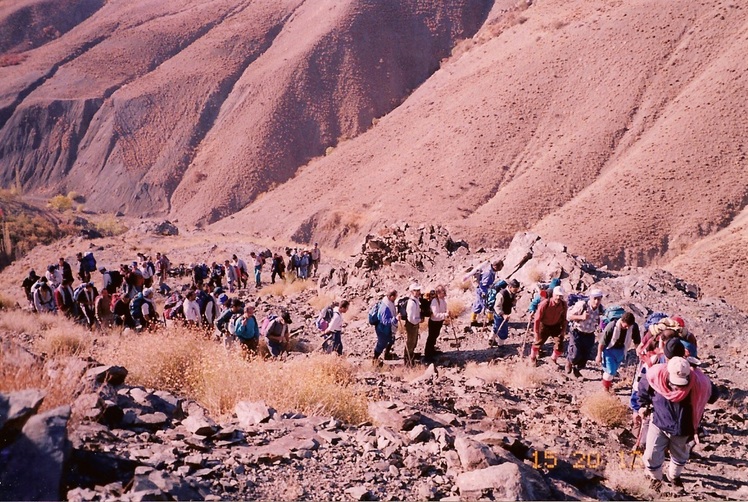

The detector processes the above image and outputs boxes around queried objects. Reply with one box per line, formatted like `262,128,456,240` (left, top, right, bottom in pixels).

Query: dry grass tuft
99,327,368,422
259,278,312,297
452,277,473,293
0,293,16,310
92,215,128,237
0,350,80,412
48,194,74,212
527,267,546,283
35,328,91,357
581,391,630,427
447,298,467,319
308,292,336,311
465,360,545,389
604,463,653,499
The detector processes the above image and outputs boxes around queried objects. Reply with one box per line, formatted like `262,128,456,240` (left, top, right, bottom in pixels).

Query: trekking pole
449,317,461,350
520,313,533,358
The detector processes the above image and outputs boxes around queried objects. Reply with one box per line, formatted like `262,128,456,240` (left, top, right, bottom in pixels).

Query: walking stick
520,313,533,358
449,318,461,350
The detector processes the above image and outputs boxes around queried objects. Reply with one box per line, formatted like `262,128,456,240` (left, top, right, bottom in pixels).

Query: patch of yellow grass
604,462,654,499
48,194,73,212
98,327,368,422
581,391,630,427
0,350,80,412
452,277,473,293
527,267,546,284
259,278,312,297
92,215,128,237
35,328,91,357
447,298,467,319
308,293,336,311
465,360,545,389
0,293,16,310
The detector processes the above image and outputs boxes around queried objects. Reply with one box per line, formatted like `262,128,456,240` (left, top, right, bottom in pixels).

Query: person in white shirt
183,290,201,325
323,300,349,355
425,285,449,359
232,254,248,289
402,284,422,365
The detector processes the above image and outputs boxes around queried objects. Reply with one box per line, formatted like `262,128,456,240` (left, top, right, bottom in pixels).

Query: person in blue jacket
471,260,503,326
373,290,399,365
233,305,259,356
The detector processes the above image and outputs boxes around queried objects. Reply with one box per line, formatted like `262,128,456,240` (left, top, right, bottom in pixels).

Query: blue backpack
368,302,380,326
644,312,668,334
600,305,626,331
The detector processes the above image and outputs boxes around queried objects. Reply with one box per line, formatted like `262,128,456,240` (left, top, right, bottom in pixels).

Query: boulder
456,463,524,500
0,405,71,501
235,401,272,427
85,365,128,386
181,415,218,437
0,389,46,445
454,436,497,471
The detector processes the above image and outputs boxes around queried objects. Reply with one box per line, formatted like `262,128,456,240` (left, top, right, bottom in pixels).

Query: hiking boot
572,367,583,378
649,479,662,492
663,474,684,488
565,360,573,374
384,352,399,361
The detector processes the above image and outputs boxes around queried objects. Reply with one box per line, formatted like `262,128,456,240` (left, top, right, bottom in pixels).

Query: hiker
471,260,503,326
425,285,449,359
54,278,76,318
322,300,349,355
270,253,285,284
531,286,568,365
74,282,96,328
183,290,201,326
493,279,521,345
299,250,310,280
210,262,224,289
234,305,260,356
45,264,62,288
637,356,719,490
232,255,248,289
112,294,135,328
33,277,56,313
401,284,423,365
224,259,238,292
76,252,91,283
288,249,299,279
128,262,145,295
58,257,74,283
155,252,171,294
250,252,263,288
141,257,155,288
215,298,243,334
566,288,604,377
373,290,399,364
264,311,292,357
596,311,641,392
95,288,114,329
22,270,40,310
311,243,321,277
130,288,159,330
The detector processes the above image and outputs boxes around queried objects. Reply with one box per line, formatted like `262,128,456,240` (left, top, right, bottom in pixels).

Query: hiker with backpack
232,255,249,289
33,277,56,313
21,269,40,310
322,300,349,355
637,355,719,491
54,278,76,318
531,286,568,366
424,285,449,360
76,253,90,283
372,290,399,365
492,279,521,345
250,252,263,288
471,260,503,326
311,243,321,277
299,251,311,280
565,288,604,377
141,257,155,288
216,298,243,334
234,305,260,356
95,288,114,329
263,310,292,357
400,284,423,365
58,257,74,284
270,253,285,284
130,288,159,331
596,311,641,392
46,264,62,288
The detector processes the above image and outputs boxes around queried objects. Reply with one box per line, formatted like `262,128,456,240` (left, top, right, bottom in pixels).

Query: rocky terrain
1,229,747,501
1,0,747,310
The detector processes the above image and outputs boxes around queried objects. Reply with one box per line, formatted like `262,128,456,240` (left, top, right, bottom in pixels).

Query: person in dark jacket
112,294,135,328
637,356,719,489
21,269,40,310
493,279,520,344
373,290,398,365
596,311,641,391
58,257,74,283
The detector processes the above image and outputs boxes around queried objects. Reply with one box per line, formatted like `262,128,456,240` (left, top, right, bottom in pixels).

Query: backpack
72,285,86,303
164,301,184,320
261,315,278,336
81,252,97,273
109,270,123,289
600,305,626,331
316,305,336,331
396,297,410,321
227,313,243,335
420,297,432,319
643,312,668,335
567,293,589,309
368,302,381,326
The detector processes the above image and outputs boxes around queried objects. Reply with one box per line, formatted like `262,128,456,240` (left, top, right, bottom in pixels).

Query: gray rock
411,363,438,384
182,415,218,437
235,401,271,427
408,424,431,443
0,389,46,444
454,436,498,471
368,401,421,431
0,405,71,501
345,485,373,500
456,463,524,500
86,365,128,386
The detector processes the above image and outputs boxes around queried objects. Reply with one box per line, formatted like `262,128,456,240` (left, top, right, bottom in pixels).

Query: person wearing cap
233,305,260,356
425,285,449,359
374,290,399,364
531,285,568,365
322,300,349,355
637,356,719,490
264,310,292,357
130,288,158,330
566,288,605,377
470,260,503,326
596,311,641,392
215,298,243,334
492,279,521,345
311,243,321,277
402,284,423,365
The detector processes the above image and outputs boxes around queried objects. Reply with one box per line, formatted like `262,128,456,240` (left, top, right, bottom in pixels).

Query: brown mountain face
1,0,747,310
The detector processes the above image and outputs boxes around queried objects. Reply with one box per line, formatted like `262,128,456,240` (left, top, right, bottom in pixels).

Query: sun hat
409,283,422,291
218,294,229,304
552,286,565,297
588,289,603,299
667,357,691,386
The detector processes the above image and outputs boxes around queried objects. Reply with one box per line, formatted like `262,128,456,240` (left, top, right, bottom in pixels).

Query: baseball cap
588,289,603,299
553,286,565,297
667,357,691,386
409,283,422,291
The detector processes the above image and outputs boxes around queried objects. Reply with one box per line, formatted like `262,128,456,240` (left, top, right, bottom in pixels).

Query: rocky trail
1,228,747,501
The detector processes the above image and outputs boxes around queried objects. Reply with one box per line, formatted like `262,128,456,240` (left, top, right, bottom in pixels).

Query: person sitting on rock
470,260,503,326
373,290,399,365
264,310,292,358
234,305,260,356
322,300,349,355
637,356,719,491
130,288,159,331
425,285,449,359
33,277,56,313
566,288,604,377
531,286,568,365
596,311,640,392
493,279,521,346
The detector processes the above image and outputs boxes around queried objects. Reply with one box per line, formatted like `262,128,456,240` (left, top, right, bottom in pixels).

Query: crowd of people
18,247,718,490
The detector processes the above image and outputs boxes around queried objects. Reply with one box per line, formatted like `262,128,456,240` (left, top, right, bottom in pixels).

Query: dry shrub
100,328,368,422
604,463,653,499
48,194,73,212
468,360,544,389
308,293,336,311
0,293,16,310
259,278,311,298
93,215,128,237
0,351,80,412
35,328,91,357
447,298,467,318
527,267,545,283
452,277,473,293
581,391,629,427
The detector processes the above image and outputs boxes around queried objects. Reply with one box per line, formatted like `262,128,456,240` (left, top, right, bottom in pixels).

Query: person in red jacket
531,286,567,365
